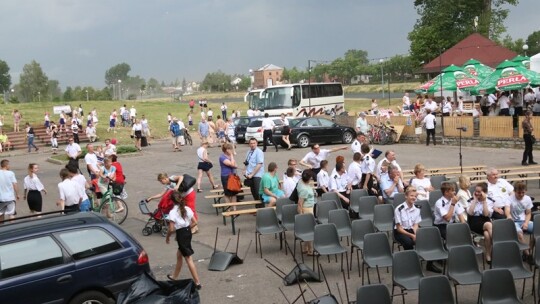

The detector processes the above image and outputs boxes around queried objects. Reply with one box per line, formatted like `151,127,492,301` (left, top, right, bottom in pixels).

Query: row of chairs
357,269,524,304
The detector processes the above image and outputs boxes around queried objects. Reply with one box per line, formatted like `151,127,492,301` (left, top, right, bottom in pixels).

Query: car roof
0,212,109,240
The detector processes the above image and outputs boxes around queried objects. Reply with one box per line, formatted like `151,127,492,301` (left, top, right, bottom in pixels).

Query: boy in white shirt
282,167,297,198
316,160,330,197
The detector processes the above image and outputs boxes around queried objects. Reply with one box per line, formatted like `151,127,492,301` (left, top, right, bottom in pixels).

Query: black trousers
262,130,277,152
394,228,415,250
250,177,262,201
523,133,534,163
426,128,436,146
481,106,490,116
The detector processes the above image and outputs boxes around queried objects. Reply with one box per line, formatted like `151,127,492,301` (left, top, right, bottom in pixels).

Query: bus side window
292,86,301,107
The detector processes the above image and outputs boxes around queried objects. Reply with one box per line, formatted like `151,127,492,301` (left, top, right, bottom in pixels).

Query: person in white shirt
283,159,302,183
433,182,466,239
129,106,137,124
329,162,351,209
350,133,363,155
104,139,117,157
505,181,533,258
442,97,452,116
424,98,438,113
422,109,437,146
282,167,297,198
261,113,278,152
409,163,433,201
359,144,380,201
66,164,91,212
394,186,421,250
85,123,97,142
486,167,513,220
23,163,47,214
254,109,261,116
207,108,214,121
65,138,82,170
300,144,348,181
348,153,362,189
524,88,536,108
376,150,403,181
380,164,404,203
247,108,254,117
84,144,100,180
402,92,411,111
57,168,83,212
316,160,330,196
488,93,497,107
498,92,510,116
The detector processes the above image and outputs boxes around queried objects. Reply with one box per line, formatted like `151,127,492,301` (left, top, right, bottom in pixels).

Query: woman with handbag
196,141,218,192
522,110,537,166
219,143,238,208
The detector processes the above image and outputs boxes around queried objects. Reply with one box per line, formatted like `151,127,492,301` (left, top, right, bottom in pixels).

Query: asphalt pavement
3,137,538,304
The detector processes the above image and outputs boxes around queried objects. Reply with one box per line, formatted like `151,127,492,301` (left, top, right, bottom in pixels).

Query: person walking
522,110,536,166
422,109,436,146
221,102,228,121
132,118,143,151
244,138,264,200
23,163,47,216
196,141,218,192
262,113,278,152
165,191,202,289
280,113,291,150
51,124,59,154
219,143,238,207
198,117,210,145
0,159,19,221
12,109,22,132
25,123,39,152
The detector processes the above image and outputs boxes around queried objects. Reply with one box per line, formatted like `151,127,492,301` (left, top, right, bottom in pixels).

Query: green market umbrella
417,65,479,93
474,60,540,93
511,55,531,69
462,58,494,80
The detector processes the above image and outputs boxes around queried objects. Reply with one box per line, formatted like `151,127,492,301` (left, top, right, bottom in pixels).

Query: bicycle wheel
378,130,388,145
99,197,128,225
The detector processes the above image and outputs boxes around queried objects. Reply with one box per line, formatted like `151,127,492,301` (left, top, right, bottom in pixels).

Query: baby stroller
139,190,175,237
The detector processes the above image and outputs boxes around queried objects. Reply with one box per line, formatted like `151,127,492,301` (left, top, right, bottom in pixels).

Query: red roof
421,33,517,74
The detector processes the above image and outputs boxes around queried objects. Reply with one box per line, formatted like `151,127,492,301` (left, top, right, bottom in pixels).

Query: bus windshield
262,87,293,110
245,90,265,110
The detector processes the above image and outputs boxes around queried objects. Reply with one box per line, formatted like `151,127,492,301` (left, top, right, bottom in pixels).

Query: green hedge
50,145,138,162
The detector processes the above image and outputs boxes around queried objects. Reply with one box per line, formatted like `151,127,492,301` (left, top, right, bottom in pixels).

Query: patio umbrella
511,55,531,69
474,60,540,93
417,64,479,93
462,59,494,80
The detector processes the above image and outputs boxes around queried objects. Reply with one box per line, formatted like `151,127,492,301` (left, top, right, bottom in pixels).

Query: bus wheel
342,131,354,144
297,135,310,148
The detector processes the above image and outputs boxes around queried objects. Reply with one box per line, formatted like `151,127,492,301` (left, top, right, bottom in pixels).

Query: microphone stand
459,128,463,174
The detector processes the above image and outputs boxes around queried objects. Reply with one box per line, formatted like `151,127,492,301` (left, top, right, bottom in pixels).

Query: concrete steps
4,125,90,151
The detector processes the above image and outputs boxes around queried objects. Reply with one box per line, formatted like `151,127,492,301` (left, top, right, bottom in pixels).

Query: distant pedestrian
25,123,39,152
24,163,47,215
0,159,19,221
56,168,82,212
422,109,436,146
12,109,22,132
221,102,228,120
198,117,210,144
189,99,195,113
132,119,143,151
262,113,278,152
196,141,218,192
50,124,59,154
207,108,213,121
522,110,536,166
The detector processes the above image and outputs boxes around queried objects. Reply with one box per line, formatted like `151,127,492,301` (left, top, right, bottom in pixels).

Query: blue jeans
514,220,533,234
27,136,37,152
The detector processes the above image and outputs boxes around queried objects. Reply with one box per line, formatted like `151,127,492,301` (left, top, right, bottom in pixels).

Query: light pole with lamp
85,89,89,102
118,80,122,100
523,44,529,56
380,59,384,100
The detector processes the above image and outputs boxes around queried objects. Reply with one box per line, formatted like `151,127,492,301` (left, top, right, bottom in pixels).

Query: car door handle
57,275,73,284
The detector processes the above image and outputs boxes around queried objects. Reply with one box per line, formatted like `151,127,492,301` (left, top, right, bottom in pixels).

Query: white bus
244,89,265,110
248,83,345,117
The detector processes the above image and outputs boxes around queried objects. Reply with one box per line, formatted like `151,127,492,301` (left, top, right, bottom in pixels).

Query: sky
0,0,537,89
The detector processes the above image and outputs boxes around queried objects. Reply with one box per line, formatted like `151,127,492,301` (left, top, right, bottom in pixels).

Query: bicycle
90,180,129,225
183,128,193,146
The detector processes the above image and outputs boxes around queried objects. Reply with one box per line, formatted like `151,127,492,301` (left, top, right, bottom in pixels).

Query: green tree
501,35,526,54
104,63,131,85
526,31,540,56
408,0,518,65
201,71,231,92
47,79,62,101
0,59,11,94
19,60,49,102
63,86,74,102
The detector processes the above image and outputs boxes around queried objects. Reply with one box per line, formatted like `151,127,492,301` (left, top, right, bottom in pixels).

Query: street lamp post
85,90,89,102
380,59,384,99
523,44,529,56
118,80,122,100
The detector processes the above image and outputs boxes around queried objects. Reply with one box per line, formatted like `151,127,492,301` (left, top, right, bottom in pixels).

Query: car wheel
69,291,114,304
297,135,310,148
342,131,354,144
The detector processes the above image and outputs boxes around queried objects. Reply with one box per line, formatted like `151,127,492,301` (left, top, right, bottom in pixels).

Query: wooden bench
222,207,275,235
402,165,487,176
209,186,250,194
212,200,261,225
205,191,253,215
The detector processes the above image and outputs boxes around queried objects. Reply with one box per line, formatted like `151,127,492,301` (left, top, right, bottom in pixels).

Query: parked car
0,212,151,304
273,117,356,148
245,117,284,144
234,116,259,143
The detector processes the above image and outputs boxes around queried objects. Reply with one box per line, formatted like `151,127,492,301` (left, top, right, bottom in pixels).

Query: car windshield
288,118,303,127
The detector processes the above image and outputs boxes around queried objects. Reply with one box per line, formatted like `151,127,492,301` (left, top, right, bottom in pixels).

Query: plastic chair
418,275,455,304
428,189,443,210
447,245,482,303
392,192,406,209
415,199,433,227
350,189,369,207
373,204,394,233
328,209,352,245
534,236,540,304
255,208,285,259
350,219,375,275
492,218,529,251
492,241,533,299
275,198,294,222
480,269,523,304
321,192,341,208
446,222,485,269
293,213,316,263
315,200,339,224
281,204,298,232
392,250,424,304
351,196,377,221
356,284,391,304
362,232,393,285
415,227,448,273
430,175,447,189
313,223,350,279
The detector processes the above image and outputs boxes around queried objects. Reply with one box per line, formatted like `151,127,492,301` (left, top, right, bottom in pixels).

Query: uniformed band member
433,182,466,239
328,162,351,209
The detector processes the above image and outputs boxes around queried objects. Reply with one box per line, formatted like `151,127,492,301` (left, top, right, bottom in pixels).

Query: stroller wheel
142,227,153,236
152,223,162,232
161,226,169,237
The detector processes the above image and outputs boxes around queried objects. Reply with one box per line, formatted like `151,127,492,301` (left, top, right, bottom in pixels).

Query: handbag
178,174,196,192
111,182,124,195
227,174,242,193
289,183,299,203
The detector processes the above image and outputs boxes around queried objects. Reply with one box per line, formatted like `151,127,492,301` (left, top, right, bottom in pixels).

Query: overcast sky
0,0,536,88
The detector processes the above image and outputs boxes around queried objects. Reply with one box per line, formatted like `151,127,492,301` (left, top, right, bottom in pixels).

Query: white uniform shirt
347,161,362,187
317,170,330,190
130,107,137,117
23,175,45,191
351,139,362,154
282,175,297,198
469,197,494,217
487,178,514,208
247,109,254,117
262,118,275,130
302,150,330,169
65,143,81,158
499,95,510,109
84,153,100,173
58,179,83,206
394,202,421,229
360,155,375,175
488,94,497,106
423,113,436,129
168,205,194,230
434,197,465,225
329,171,348,192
